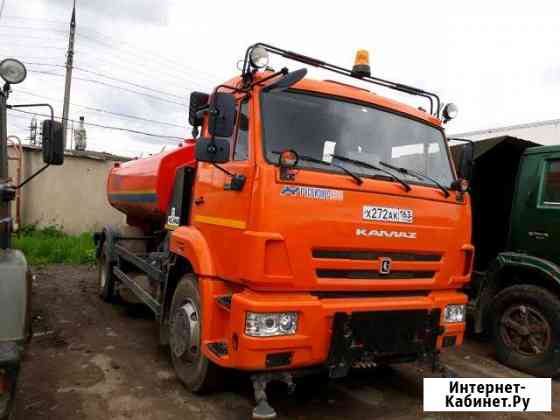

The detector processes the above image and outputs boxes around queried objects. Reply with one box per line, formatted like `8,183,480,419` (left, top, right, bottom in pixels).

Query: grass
12,225,96,265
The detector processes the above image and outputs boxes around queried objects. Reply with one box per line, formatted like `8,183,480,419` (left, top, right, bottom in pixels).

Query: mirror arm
14,164,50,190
213,84,249,95
7,103,56,145
211,162,234,177
447,136,475,177
211,163,246,191
7,103,54,121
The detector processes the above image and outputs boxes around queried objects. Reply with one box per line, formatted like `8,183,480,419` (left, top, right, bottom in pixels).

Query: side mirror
195,137,230,163
457,141,474,180
449,138,474,181
42,120,64,165
208,92,236,138
189,91,209,127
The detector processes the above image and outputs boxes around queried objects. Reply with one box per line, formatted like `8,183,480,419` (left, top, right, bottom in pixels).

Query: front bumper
202,288,467,371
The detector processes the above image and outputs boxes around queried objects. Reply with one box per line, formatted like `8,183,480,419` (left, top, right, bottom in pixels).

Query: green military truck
0,58,63,420
454,136,560,376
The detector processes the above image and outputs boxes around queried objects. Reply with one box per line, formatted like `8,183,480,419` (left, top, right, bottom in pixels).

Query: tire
98,243,116,302
492,285,560,377
169,274,223,393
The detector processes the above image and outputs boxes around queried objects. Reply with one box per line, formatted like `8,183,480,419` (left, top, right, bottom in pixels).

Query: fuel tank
107,141,196,225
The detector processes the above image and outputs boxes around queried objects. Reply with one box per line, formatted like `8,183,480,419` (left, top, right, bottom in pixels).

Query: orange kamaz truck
94,43,474,419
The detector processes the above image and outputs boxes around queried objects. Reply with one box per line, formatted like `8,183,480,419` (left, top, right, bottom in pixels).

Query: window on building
543,160,560,204
233,101,249,161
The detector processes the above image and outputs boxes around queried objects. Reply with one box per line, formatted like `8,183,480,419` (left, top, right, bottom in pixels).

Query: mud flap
327,313,352,379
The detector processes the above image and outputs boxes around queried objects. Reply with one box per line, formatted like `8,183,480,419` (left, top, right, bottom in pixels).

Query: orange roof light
352,49,371,78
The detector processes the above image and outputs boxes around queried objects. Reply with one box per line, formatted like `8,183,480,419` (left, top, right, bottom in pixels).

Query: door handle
194,196,205,206
528,231,549,239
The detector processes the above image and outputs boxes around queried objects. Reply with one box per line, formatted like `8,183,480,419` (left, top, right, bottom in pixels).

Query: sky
1,0,560,157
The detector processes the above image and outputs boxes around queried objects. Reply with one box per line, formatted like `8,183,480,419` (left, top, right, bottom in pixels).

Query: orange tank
107,141,196,226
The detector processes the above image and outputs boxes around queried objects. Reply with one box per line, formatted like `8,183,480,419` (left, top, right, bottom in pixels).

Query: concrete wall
7,146,127,235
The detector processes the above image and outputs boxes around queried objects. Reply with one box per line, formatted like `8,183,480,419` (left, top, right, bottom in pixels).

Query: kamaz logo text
356,228,417,239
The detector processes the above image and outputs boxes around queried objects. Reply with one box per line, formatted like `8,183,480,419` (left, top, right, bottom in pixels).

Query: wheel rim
170,299,200,363
500,304,551,357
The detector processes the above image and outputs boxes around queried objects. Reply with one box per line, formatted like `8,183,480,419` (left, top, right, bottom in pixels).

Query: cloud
4,0,560,156
47,0,169,25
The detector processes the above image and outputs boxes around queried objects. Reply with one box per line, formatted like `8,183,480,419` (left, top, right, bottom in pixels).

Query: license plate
363,205,414,224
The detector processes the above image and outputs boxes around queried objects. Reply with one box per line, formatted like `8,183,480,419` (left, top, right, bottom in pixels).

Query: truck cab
509,146,560,262
465,139,560,377
98,44,473,418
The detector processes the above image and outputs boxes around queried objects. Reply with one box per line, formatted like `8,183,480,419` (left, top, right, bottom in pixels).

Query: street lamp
0,59,27,85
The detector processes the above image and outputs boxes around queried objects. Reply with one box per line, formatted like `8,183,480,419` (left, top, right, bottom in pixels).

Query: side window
233,101,249,161
542,160,560,205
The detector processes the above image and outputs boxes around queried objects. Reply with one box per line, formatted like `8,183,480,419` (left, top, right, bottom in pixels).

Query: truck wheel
98,243,116,302
169,274,223,393
492,285,560,377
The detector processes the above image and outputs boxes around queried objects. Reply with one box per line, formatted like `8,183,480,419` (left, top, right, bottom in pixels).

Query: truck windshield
261,90,454,187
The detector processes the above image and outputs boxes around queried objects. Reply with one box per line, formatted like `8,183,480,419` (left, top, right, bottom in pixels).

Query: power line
75,51,211,92
0,24,68,34
26,69,65,78
0,32,66,42
75,34,216,89
9,55,62,60
15,89,187,129
0,0,6,22
75,31,218,82
73,66,186,100
27,69,187,106
1,18,217,90
23,61,199,106
0,44,67,50
22,62,65,68
8,108,185,141
1,15,220,82
2,15,67,24
7,109,164,155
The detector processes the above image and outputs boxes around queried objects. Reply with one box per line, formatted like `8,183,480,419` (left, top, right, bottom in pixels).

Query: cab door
511,152,560,265
190,98,254,280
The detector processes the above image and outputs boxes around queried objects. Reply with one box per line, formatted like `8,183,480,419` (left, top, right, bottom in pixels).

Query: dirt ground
14,265,559,419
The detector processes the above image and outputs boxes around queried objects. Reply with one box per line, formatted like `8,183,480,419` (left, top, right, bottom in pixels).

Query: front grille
313,249,441,262
316,269,435,280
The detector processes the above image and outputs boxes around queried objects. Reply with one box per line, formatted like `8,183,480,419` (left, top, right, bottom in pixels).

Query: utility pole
62,0,76,149
0,0,6,22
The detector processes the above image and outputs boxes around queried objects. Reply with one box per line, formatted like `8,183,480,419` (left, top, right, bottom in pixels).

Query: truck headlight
245,312,298,337
444,304,466,323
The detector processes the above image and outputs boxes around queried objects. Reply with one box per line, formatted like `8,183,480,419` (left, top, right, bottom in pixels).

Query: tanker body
95,43,474,419
107,142,196,228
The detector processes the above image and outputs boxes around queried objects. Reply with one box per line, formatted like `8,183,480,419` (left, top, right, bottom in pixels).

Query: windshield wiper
272,151,363,185
330,154,411,192
379,161,450,197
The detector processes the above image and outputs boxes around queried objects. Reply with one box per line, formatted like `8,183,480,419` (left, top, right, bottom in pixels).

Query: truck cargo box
452,136,539,271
